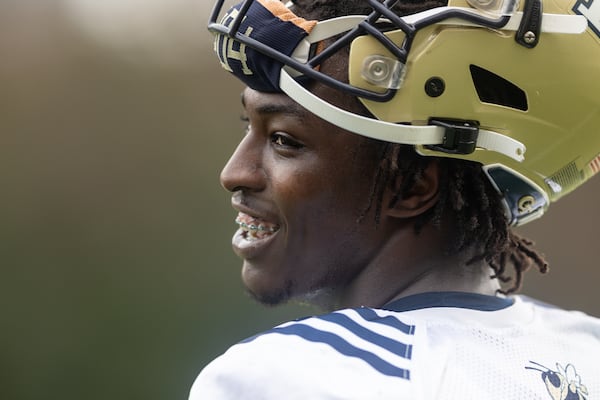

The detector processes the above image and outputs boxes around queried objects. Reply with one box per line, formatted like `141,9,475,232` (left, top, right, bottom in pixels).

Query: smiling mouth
235,212,280,241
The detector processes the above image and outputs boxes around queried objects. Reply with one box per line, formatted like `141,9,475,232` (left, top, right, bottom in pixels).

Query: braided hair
292,0,548,293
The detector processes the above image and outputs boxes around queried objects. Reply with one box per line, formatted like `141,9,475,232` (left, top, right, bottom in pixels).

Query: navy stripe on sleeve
353,308,416,335
268,323,411,379
316,312,413,359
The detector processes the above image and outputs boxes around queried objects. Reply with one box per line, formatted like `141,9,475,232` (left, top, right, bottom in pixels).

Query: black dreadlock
368,143,548,294
292,0,548,293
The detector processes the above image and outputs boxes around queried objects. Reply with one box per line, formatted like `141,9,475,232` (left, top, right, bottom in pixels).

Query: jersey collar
383,291,514,312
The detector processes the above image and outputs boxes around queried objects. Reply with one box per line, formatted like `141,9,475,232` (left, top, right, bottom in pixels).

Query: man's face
220,87,390,306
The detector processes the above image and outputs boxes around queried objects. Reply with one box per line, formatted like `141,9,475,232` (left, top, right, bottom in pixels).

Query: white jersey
190,292,600,400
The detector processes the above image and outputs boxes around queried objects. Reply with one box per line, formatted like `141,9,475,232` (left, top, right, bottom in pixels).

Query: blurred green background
1,1,598,399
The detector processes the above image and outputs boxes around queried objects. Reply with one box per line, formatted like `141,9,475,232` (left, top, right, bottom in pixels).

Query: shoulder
189,297,600,400
189,308,420,400
515,294,600,333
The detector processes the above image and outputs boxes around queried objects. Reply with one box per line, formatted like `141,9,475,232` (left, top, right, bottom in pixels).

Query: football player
191,0,600,398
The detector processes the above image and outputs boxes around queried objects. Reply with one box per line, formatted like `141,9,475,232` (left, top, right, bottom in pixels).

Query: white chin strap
279,69,526,162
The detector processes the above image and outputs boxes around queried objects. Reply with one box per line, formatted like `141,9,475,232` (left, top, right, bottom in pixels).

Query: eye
271,132,303,150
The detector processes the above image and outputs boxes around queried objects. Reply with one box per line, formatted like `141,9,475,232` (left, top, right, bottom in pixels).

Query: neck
333,223,501,310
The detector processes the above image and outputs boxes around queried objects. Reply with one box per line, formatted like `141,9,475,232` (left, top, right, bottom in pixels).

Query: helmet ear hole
470,65,528,111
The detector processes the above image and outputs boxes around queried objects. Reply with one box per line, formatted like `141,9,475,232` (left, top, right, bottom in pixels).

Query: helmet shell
350,0,600,208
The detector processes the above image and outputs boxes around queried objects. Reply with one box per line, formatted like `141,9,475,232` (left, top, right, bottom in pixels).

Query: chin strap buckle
428,118,479,155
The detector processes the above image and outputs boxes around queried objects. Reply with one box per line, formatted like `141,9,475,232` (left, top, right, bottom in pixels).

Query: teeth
236,220,278,233
235,214,279,241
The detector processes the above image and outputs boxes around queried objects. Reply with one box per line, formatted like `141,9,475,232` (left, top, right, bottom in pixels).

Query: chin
240,262,342,309
246,282,340,311
243,279,293,307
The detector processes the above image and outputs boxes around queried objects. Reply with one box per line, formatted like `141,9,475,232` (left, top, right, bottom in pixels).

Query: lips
232,211,280,260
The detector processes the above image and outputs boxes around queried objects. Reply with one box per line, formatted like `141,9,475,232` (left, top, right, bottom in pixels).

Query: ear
383,160,440,219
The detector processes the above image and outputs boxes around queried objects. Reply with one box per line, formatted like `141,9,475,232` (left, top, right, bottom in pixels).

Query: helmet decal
587,154,600,176
573,0,600,39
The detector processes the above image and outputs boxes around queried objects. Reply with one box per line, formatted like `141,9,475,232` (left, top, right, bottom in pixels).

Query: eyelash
270,132,303,149
239,115,303,150
240,115,250,135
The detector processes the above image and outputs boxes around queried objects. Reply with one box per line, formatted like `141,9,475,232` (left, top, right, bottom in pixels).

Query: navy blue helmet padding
213,0,316,92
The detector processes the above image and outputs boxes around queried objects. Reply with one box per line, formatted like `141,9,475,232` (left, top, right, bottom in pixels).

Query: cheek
266,138,381,228
267,153,333,202
271,169,334,219
272,162,375,229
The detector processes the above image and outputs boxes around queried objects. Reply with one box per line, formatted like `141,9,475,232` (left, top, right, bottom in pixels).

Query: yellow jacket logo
526,361,588,400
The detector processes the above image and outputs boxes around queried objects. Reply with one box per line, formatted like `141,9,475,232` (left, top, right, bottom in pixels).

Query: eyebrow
241,92,309,120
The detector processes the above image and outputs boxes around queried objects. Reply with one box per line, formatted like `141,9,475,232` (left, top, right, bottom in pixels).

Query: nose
220,133,265,193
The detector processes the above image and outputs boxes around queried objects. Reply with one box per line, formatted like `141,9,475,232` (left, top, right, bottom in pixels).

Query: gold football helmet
209,0,600,225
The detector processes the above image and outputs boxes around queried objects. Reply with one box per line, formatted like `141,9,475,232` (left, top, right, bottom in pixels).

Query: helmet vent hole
469,65,528,111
